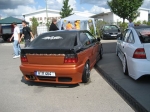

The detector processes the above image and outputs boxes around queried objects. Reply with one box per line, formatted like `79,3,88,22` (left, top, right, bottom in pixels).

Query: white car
116,26,150,80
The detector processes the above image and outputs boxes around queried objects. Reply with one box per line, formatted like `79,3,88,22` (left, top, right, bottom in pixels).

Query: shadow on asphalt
0,38,12,44
21,76,79,88
102,42,117,54
137,76,150,83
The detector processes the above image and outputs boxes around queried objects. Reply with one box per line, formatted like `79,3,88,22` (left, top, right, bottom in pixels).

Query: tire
123,56,128,75
82,62,90,83
100,46,103,59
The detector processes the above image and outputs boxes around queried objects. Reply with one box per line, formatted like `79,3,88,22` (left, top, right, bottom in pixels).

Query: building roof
0,16,23,24
23,9,94,17
91,7,150,18
23,9,60,16
139,7,150,11
90,12,112,18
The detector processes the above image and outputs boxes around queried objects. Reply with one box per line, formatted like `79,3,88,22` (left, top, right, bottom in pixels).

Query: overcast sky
0,0,149,18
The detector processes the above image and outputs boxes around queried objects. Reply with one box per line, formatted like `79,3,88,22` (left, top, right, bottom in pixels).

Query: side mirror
97,38,101,41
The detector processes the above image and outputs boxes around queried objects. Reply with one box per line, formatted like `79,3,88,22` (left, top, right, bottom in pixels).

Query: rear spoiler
21,48,76,55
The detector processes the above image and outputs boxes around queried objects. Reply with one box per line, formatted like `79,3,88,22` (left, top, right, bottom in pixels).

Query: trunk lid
21,49,76,65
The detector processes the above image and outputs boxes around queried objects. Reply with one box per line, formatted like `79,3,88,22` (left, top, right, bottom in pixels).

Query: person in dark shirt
20,21,34,47
49,18,59,31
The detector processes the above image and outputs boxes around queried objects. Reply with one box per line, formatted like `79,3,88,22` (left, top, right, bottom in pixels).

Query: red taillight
133,48,146,59
21,55,28,62
64,54,78,63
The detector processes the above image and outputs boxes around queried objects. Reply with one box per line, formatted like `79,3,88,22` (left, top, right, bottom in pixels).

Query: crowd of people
66,21,80,30
49,18,80,31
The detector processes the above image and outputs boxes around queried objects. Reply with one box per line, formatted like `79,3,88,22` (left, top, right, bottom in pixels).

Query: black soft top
28,30,88,49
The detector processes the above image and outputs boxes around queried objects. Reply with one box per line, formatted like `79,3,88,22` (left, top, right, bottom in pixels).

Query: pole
45,0,48,24
23,15,25,20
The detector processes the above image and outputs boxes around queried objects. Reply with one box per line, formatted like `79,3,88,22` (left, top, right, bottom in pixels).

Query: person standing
74,20,80,30
10,22,21,59
128,19,134,28
49,18,59,31
21,21,34,47
66,21,73,30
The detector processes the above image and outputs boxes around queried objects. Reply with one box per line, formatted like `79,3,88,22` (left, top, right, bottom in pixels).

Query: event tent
0,16,23,24
57,14,96,34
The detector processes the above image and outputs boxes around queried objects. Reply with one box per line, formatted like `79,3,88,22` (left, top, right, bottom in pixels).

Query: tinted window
136,28,150,43
104,25,118,30
86,32,96,43
30,32,77,49
80,32,91,46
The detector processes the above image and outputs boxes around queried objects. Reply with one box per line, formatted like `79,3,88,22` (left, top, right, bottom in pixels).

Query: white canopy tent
57,14,96,34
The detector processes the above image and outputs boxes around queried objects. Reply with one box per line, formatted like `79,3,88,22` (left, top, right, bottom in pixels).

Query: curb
0,43,13,46
0,43,24,46
95,64,148,112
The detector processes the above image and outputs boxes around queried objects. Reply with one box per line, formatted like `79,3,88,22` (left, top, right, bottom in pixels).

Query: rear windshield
30,32,77,49
104,25,118,30
136,28,150,43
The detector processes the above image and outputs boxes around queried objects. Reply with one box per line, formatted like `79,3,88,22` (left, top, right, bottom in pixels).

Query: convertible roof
30,31,79,49
47,30,88,34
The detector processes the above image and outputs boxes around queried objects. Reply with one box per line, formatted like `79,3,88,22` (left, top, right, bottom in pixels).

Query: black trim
21,49,76,55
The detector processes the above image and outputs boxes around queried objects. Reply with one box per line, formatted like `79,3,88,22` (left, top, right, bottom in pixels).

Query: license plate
111,35,117,36
36,71,55,77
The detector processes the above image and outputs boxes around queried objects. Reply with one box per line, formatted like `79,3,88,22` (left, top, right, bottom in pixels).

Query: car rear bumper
20,64,85,84
127,57,150,80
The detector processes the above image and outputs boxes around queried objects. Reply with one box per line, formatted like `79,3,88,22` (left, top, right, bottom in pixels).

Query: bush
147,21,150,25
117,22,128,33
142,20,147,24
134,20,141,25
89,25,95,36
31,17,39,37
95,20,108,37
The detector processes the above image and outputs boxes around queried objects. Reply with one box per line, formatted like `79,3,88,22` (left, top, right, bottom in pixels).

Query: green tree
128,10,140,21
31,17,39,36
142,20,147,24
60,0,73,18
107,0,143,23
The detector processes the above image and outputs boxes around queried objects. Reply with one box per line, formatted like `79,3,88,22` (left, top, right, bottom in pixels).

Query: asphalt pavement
96,40,150,112
0,42,133,112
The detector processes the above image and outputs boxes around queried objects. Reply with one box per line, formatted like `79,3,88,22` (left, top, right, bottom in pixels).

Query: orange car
20,30,103,84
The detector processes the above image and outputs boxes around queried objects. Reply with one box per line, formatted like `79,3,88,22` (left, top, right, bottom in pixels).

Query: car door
79,32,95,64
117,30,127,55
124,30,135,59
117,30,127,59
119,29,131,61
